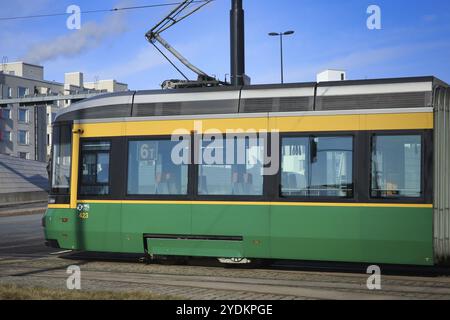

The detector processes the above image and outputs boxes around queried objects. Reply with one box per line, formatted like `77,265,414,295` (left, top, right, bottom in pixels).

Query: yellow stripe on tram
74,113,434,138
47,204,72,209
75,200,433,209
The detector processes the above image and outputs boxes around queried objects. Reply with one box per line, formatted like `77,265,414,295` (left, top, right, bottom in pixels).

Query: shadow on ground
58,251,450,278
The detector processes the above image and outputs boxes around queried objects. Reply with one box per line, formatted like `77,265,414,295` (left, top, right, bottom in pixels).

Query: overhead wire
0,1,214,21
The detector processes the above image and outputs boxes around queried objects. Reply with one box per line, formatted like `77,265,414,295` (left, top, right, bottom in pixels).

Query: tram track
1,256,450,300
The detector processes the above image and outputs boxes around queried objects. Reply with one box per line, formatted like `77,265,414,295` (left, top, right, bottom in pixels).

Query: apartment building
0,62,128,162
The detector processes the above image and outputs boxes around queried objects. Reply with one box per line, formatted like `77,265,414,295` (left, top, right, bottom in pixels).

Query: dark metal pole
230,0,245,86
280,34,284,84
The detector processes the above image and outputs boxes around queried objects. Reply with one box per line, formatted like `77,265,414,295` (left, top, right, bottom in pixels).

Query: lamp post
268,30,295,84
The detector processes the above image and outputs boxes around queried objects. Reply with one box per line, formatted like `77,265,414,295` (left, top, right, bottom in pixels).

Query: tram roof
55,76,449,123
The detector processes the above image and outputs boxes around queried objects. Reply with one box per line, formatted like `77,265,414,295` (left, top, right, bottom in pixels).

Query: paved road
0,214,56,257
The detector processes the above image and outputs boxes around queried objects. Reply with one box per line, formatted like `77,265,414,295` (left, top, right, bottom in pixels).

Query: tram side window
281,136,354,198
51,125,72,194
198,136,265,196
127,140,189,195
79,141,111,196
371,135,422,198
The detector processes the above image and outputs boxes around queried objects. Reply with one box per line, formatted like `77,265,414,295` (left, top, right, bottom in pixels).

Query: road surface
1,214,450,300
0,214,57,257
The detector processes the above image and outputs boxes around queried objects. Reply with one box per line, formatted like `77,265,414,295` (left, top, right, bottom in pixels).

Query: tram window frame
126,136,191,198
277,132,356,202
50,123,72,196
193,132,272,202
78,139,112,197
124,135,193,201
369,132,426,201
193,133,269,201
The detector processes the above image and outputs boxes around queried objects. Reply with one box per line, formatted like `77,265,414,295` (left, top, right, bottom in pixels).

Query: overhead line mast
230,0,245,86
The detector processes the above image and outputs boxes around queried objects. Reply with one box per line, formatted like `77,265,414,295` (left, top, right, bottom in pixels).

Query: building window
18,109,29,123
281,136,354,198
18,87,29,98
18,130,29,145
371,135,422,199
127,140,189,196
1,131,12,142
198,136,265,196
1,108,11,120
7,87,13,98
18,152,30,160
79,141,111,196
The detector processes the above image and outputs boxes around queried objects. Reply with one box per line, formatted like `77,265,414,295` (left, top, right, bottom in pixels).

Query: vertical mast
230,0,245,86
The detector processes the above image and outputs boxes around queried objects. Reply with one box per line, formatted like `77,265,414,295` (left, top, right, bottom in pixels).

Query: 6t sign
139,142,157,161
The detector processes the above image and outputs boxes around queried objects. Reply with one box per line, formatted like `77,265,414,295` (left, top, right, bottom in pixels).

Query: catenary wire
0,1,214,21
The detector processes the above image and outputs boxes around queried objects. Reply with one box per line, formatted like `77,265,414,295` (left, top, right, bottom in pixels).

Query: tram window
198,136,265,196
79,141,111,196
371,135,422,198
51,125,72,194
127,140,189,196
281,136,354,198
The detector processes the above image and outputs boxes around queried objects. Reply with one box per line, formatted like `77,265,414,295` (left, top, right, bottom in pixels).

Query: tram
43,76,450,266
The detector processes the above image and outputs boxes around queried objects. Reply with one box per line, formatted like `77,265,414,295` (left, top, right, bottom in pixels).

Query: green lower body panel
147,239,243,258
270,206,434,265
44,203,434,266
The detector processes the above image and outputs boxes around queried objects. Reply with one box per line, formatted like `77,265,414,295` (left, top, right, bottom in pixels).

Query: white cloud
88,46,166,80
21,0,133,64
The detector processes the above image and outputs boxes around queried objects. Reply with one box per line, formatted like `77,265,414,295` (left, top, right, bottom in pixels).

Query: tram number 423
77,204,90,220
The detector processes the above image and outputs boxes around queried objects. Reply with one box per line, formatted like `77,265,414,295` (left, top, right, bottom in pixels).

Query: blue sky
1,0,449,89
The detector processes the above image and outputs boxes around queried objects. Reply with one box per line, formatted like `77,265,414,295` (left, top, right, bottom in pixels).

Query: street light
268,30,295,84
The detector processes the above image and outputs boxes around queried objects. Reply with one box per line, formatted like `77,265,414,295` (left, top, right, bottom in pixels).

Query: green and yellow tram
44,76,450,266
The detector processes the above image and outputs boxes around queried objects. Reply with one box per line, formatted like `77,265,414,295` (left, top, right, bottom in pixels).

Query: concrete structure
0,61,128,162
0,153,48,206
317,69,347,82
0,63,64,162
0,61,44,81
84,79,128,93
64,72,84,88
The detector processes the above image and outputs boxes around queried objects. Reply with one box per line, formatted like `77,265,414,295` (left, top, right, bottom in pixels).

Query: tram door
76,139,122,252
